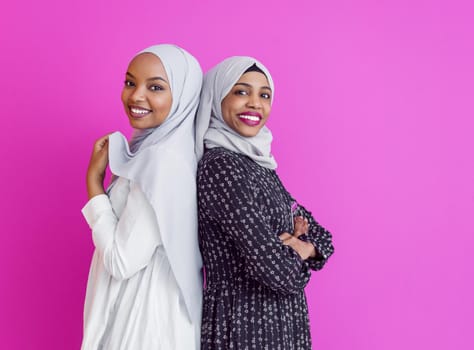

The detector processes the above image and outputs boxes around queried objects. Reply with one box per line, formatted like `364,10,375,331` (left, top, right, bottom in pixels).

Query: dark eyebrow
234,82,272,92
126,72,169,85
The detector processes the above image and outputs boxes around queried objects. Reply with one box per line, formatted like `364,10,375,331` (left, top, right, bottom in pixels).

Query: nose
129,86,146,103
246,93,262,109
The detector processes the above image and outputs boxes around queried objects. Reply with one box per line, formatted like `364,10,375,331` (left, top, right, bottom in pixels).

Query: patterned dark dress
197,147,334,350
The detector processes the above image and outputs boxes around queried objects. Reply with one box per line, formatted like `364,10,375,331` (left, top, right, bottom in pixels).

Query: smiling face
121,53,173,129
221,71,272,137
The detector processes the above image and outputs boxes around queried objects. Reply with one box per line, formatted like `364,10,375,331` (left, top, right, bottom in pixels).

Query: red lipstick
237,111,262,126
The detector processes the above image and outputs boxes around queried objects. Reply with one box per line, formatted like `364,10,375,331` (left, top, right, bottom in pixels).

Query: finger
294,231,304,238
293,216,303,229
303,219,309,231
300,218,308,229
294,220,306,237
102,139,109,153
94,134,111,151
98,138,109,150
279,232,292,241
296,217,306,227
294,216,303,224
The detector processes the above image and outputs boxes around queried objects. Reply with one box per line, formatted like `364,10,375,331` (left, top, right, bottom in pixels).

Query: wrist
87,167,105,180
305,241,317,259
87,184,105,199
86,174,105,199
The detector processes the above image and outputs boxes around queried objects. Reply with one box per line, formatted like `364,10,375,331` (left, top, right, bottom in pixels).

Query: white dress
81,177,196,350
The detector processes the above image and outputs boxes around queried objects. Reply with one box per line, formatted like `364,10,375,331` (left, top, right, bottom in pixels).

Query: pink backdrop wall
1,0,472,348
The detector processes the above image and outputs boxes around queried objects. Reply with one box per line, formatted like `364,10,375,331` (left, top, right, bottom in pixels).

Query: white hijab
195,56,278,169
107,44,203,324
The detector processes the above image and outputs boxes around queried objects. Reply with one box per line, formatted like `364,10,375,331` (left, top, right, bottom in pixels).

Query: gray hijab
195,56,277,169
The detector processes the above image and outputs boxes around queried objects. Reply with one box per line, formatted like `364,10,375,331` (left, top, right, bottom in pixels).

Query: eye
261,93,271,99
124,80,135,87
235,89,248,96
150,85,164,91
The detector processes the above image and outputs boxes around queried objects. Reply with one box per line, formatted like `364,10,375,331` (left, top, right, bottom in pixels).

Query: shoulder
148,142,196,176
198,147,249,174
197,148,256,191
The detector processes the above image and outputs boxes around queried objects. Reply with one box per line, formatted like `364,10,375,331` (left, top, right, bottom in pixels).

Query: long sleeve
82,181,161,280
199,153,310,295
296,204,334,271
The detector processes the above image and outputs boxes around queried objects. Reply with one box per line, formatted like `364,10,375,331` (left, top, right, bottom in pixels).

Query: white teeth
131,107,150,114
239,115,260,121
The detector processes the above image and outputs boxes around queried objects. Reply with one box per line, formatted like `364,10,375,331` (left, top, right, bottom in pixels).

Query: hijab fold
195,56,277,169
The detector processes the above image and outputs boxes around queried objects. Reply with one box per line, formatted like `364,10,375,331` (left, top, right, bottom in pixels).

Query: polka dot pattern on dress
198,147,334,350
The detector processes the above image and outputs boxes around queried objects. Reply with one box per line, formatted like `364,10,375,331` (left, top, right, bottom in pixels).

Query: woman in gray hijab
195,57,334,350
82,44,203,349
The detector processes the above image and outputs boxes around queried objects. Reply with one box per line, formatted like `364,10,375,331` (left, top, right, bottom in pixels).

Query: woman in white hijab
81,44,203,349
195,57,334,349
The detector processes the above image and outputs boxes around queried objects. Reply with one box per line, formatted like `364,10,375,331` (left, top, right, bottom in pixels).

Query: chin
237,128,261,138
128,120,147,129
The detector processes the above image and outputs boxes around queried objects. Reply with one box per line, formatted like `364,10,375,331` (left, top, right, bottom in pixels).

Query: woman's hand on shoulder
86,134,110,199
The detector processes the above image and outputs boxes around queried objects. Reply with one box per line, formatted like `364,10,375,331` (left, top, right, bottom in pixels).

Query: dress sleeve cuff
81,194,112,228
303,235,332,270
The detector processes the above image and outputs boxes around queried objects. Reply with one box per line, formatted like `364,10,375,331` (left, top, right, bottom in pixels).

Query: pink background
1,0,472,349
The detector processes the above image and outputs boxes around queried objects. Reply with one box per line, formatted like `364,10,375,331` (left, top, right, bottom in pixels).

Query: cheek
221,106,234,125
222,97,239,115
164,96,173,113
220,101,230,120
153,96,172,114
121,89,129,104
263,103,272,118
